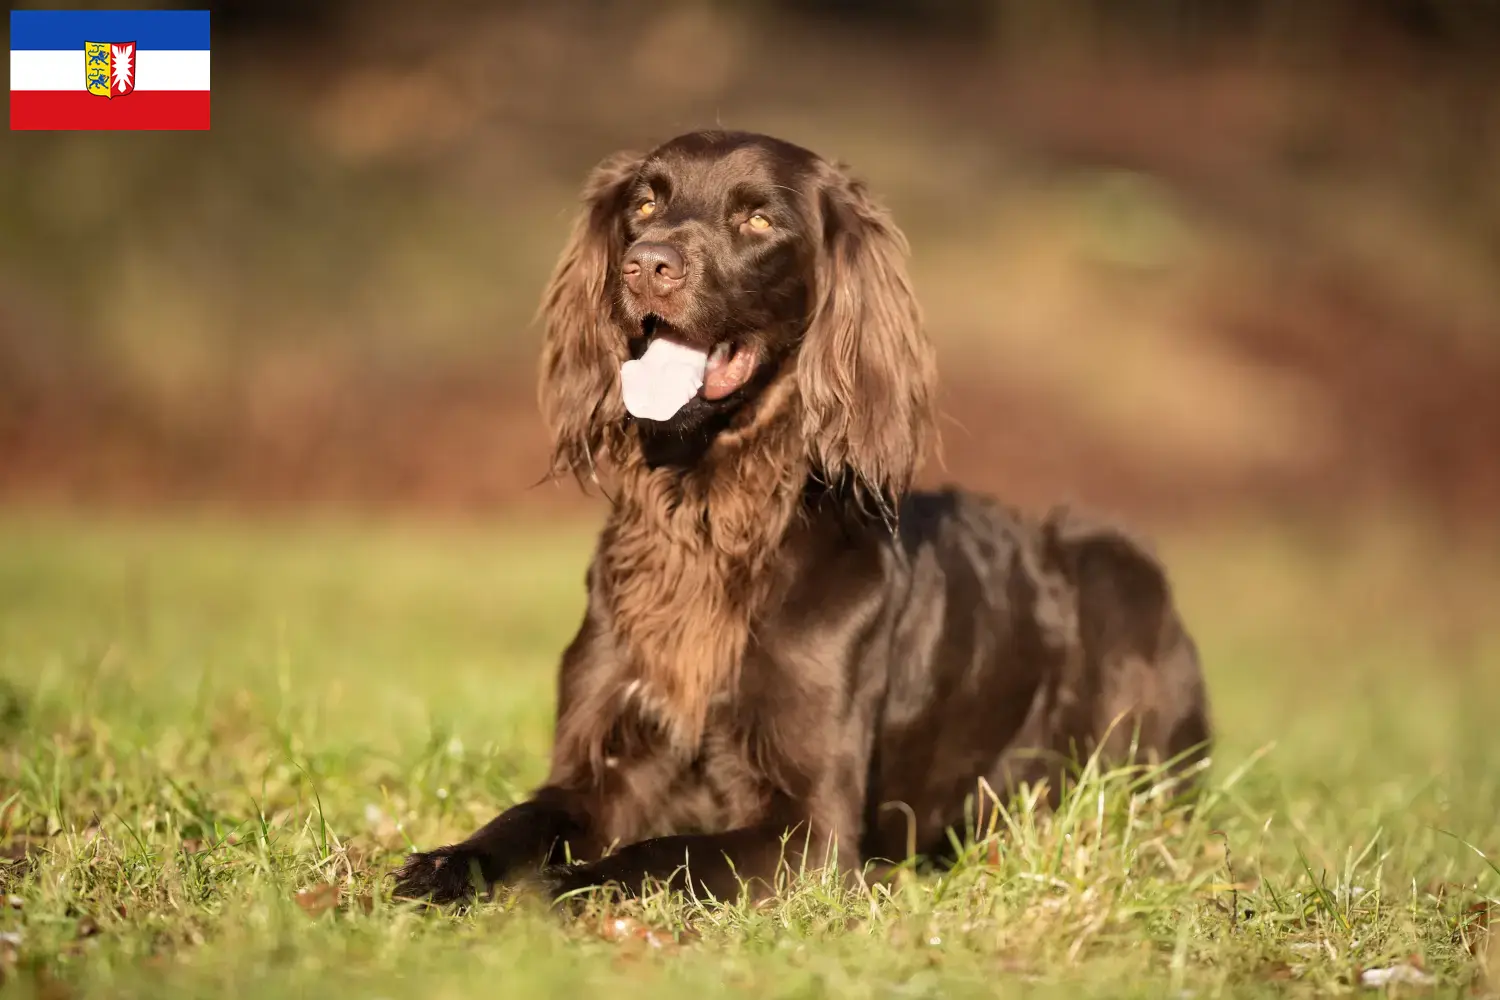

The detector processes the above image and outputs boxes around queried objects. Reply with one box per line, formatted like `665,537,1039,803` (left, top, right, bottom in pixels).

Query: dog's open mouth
703,338,759,400
638,315,759,401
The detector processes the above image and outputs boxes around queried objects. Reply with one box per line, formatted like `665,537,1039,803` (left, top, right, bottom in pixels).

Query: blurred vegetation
3,0,1499,526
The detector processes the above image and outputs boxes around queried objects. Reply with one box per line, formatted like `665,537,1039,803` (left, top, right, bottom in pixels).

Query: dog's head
538,130,937,505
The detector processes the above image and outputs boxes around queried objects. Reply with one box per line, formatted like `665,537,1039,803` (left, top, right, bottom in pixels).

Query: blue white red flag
10,10,210,130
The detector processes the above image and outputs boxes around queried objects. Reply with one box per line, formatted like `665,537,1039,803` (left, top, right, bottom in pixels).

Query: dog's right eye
637,199,657,218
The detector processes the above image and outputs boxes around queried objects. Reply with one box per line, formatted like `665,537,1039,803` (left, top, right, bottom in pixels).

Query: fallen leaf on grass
596,915,688,951
341,843,377,874
1258,960,1295,981
294,883,342,917
0,839,39,887
1457,900,1493,956
1359,962,1435,989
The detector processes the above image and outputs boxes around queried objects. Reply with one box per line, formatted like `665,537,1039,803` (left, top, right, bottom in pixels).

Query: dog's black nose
622,242,687,297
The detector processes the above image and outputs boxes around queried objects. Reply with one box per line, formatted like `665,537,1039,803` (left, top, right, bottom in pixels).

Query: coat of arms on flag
85,41,137,99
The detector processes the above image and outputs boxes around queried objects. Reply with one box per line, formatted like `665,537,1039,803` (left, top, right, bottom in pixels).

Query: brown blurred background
4,0,1499,535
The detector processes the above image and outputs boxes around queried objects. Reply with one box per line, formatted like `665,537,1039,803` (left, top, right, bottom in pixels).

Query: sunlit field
0,511,1496,998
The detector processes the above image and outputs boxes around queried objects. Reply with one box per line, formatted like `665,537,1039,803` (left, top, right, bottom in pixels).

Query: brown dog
394,131,1212,905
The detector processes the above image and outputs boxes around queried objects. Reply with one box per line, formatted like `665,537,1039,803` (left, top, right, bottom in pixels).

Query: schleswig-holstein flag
10,10,210,130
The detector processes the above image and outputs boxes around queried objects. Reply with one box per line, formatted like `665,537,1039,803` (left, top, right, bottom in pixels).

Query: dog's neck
594,401,807,750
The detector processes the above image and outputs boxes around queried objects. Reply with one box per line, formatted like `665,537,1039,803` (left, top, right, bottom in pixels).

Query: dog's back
856,488,1211,863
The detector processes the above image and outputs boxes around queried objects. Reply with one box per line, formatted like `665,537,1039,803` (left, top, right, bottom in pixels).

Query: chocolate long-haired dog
394,130,1212,905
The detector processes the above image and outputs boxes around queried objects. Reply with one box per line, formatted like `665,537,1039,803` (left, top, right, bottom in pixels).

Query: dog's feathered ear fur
537,150,644,483
797,161,939,515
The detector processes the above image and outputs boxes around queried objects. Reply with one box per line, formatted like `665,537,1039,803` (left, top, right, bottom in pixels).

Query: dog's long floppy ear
537,150,644,483
798,161,938,513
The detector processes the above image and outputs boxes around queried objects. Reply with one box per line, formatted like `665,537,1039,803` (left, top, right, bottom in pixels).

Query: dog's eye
637,199,657,218
747,213,771,231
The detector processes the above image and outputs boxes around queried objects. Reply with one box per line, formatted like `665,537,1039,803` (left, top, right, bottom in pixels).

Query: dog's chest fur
592,428,804,749
593,688,771,845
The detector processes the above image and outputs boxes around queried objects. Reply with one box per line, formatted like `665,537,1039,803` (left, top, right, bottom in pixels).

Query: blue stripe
10,10,210,51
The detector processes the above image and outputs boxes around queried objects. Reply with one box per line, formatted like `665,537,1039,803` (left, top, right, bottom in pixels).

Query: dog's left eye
746,213,771,231
638,199,657,218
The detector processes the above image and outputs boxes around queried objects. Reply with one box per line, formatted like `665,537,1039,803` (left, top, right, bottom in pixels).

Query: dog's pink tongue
620,339,708,421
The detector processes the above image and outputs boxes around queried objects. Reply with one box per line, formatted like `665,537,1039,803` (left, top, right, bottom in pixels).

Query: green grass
0,511,1497,998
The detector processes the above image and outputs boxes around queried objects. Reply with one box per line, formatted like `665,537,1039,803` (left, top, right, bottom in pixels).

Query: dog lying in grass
394,130,1212,905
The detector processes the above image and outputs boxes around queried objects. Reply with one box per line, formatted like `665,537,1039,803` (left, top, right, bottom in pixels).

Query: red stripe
10,91,210,131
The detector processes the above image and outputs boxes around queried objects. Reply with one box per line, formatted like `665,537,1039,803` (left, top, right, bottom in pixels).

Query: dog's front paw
392,846,490,905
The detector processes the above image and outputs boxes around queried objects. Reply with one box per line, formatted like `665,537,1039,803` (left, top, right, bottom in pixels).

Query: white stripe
10,50,210,91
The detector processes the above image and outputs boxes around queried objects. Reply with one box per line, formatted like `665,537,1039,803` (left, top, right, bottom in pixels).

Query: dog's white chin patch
620,338,707,421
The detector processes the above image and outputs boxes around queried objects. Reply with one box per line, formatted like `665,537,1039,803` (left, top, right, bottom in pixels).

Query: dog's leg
393,785,589,905
543,809,854,906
